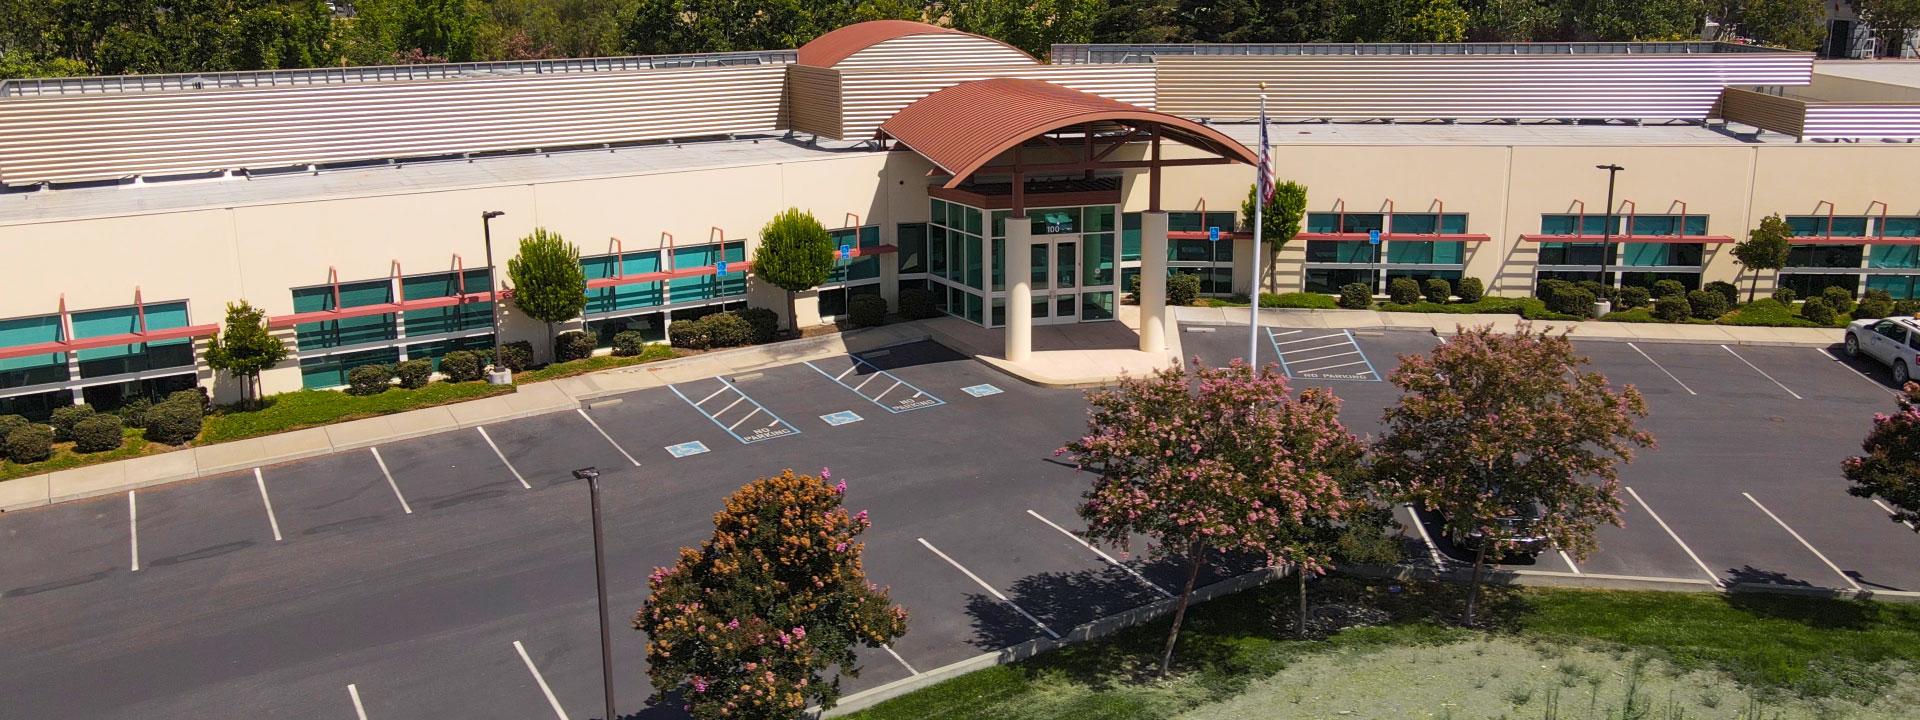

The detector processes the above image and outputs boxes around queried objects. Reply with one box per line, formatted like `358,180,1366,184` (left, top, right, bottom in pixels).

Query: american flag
1256,93,1275,204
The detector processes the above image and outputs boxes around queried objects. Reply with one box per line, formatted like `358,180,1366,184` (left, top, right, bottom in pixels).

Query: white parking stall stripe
877,379,905,399
1288,350,1360,364
128,491,140,572
1743,492,1861,591
1719,345,1801,399
714,395,747,418
1872,498,1918,530
853,373,880,393
1557,549,1581,575
883,645,920,676
1026,510,1173,597
1294,360,1368,374
696,385,730,405
727,407,763,431
576,409,641,467
1270,329,1301,336
1820,347,1901,397
1273,333,1346,346
1279,341,1351,356
918,538,1060,640
513,641,571,720
835,364,859,381
476,426,532,489
369,448,415,514
348,684,369,720
254,468,283,543
1625,487,1719,586
1403,504,1445,568
1627,343,1696,395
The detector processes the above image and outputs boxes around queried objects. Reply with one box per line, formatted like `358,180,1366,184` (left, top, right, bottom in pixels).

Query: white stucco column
1005,217,1032,362
1139,210,1169,353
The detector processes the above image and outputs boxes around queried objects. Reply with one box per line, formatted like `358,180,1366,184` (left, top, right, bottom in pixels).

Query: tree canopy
1845,384,1920,532
204,300,290,406
505,227,586,345
1731,214,1795,303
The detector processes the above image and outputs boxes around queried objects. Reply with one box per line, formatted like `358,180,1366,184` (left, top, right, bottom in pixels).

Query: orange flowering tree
1375,323,1653,626
637,469,907,720
1844,382,1920,531
1061,361,1369,675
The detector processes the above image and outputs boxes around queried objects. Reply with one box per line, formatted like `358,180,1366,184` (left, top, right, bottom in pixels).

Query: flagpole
1248,84,1267,365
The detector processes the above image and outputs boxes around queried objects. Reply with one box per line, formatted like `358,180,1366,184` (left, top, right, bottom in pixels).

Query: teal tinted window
299,347,399,390
930,199,946,226
1168,211,1236,233
992,237,1004,291
826,226,882,282
1084,233,1115,286
72,301,193,378
1385,241,1464,265
1870,245,1920,269
1171,239,1232,262
1883,218,1920,238
965,234,983,290
965,208,982,236
1787,244,1863,268
1121,213,1141,261
1541,215,1615,236
582,253,662,315
403,269,495,334
1086,206,1116,233
0,314,67,389
1621,243,1704,267
1388,214,1468,235
293,279,395,351
671,243,745,302
1033,208,1079,235
896,223,927,274
1307,213,1383,234
1626,215,1708,236
1867,275,1920,299
947,202,963,230
1787,216,1868,237
1305,241,1375,263
404,335,493,369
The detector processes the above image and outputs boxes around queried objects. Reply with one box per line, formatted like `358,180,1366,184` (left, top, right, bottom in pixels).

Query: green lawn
1377,297,1581,321
840,577,1920,720
0,428,155,481
513,345,678,384
1717,298,1850,328
198,382,515,444
1600,307,1714,324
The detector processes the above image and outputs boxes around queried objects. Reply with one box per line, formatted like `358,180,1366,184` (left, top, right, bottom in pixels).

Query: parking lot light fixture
1595,164,1624,295
571,466,616,720
481,210,509,384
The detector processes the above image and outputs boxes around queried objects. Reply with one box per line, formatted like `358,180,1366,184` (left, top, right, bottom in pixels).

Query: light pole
481,210,509,384
572,466,616,720
1595,164,1624,287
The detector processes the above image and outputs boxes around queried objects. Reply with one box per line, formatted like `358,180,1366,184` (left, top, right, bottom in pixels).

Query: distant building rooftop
1813,60,1920,91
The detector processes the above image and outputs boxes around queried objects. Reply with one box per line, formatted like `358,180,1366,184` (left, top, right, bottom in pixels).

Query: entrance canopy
878,78,1257,197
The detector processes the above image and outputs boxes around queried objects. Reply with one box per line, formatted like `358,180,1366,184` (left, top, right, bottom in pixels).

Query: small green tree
1244,180,1308,294
204,301,288,407
1845,383,1920,531
753,208,835,331
506,228,586,359
639,469,908,720
1731,214,1794,303
1375,323,1654,626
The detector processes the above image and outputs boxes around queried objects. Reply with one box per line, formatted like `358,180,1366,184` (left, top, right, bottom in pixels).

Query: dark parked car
1447,505,1548,561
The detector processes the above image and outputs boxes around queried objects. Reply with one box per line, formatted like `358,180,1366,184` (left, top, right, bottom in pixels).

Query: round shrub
1575,280,1607,302
0,414,30,441
898,287,942,320
1897,299,1920,317
71,414,125,453
704,312,756,348
490,341,533,372
1653,293,1692,323
1166,272,1202,306
6,424,53,464
1455,277,1485,304
143,397,204,445
847,294,888,328
1652,279,1686,299
554,331,596,363
1617,286,1651,309
115,398,153,428
347,363,394,396
1546,287,1595,317
1686,289,1728,320
1337,282,1372,310
1857,289,1895,320
167,388,208,411
670,317,712,349
738,307,780,343
611,330,650,357
1423,278,1452,304
1705,280,1740,307
1388,277,1422,305
394,359,433,389
1800,297,1836,325
439,350,485,382
50,404,96,442
1535,278,1571,303
1771,286,1797,305
1821,285,1856,316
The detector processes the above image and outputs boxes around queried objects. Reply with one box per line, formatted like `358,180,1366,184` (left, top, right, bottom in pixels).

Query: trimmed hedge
1455,277,1485,304
612,330,650,357
1337,283,1372,310
706,312,755,347
347,364,393,396
1821,286,1856,316
1546,286,1595,317
1653,294,1692,323
1800,297,1836,325
1705,281,1740,307
439,350,486,382
1652,279,1686,299
71,414,125,453
491,341,533,372
50,404,96,442
0,414,29,441
1259,292,1337,309
1687,289,1728,320
116,398,153,428
898,287,942,319
1167,272,1202,306
1422,278,1451,304
143,397,204,445
394,359,433,389
739,307,780,343
848,294,888,328
1388,277,1422,305
6,425,53,464
1617,286,1651,309
554,331,597,363
1856,289,1895,320
670,318,712,349
1771,287,1797,304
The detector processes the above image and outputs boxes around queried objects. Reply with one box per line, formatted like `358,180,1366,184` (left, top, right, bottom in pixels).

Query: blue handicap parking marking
1265,328,1380,382
961,383,1003,397
666,377,802,444
803,355,946,413
664,440,710,458
820,410,863,426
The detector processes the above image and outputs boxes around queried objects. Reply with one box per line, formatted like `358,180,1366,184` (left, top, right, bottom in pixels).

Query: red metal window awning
268,259,498,329
1518,234,1735,244
0,290,218,362
1300,232,1491,243
1788,199,1920,244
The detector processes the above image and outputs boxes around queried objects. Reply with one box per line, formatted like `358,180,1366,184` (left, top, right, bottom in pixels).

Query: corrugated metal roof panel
797,20,1035,69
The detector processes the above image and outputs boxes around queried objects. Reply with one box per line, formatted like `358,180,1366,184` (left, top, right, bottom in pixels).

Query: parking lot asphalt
1,331,1914,720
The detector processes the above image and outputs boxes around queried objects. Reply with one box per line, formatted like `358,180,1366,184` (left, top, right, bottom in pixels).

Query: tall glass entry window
1168,211,1236,295
1783,215,1920,299
928,199,1117,327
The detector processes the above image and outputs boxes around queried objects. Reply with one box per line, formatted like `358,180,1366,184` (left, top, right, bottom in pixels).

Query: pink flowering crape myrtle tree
1061,361,1369,676
1845,382,1920,531
637,469,908,720
1375,323,1653,626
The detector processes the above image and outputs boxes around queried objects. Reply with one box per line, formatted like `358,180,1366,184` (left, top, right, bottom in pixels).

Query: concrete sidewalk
1175,306,1845,347
0,323,931,512
925,303,1183,388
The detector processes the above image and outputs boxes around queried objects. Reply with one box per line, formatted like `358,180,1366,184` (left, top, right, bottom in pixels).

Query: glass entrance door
1032,239,1078,325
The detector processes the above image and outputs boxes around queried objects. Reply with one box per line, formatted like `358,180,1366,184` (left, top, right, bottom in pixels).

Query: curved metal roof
796,20,1034,68
879,78,1257,188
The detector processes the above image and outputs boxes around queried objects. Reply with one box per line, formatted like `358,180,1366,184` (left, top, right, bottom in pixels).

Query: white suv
1845,315,1920,386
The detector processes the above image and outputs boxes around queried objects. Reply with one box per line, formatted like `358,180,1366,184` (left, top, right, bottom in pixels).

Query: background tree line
0,0,1852,80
